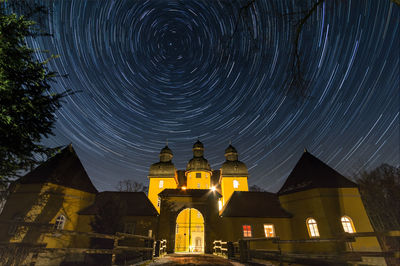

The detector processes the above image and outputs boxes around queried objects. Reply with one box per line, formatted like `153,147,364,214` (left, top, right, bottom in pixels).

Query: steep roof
177,170,186,187
79,192,158,216
221,191,291,218
278,151,358,195
159,188,222,198
19,144,98,194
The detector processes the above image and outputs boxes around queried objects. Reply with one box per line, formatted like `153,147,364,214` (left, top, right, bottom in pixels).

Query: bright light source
181,186,187,190
211,186,216,192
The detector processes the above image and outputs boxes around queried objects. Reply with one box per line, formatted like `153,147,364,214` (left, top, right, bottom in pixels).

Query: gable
19,144,98,194
278,151,357,195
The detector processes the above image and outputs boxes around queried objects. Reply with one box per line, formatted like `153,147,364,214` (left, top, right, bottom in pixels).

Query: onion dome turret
148,146,176,178
221,144,248,177
186,140,211,172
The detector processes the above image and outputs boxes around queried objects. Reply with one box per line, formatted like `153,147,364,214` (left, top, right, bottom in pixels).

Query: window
124,222,136,234
159,180,164,188
54,215,66,230
264,224,275,237
306,218,320,238
157,197,161,207
197,211,201,218
233,180,239,189
341,216,356,233
218,200,223,211
8,215,22,236
242,225,252,237
197,183,200,188
196,173,201,178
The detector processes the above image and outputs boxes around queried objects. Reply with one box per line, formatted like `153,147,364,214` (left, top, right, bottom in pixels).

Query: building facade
0,142,386,265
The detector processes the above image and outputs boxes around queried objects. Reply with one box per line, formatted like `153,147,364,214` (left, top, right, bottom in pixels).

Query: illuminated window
157,197,161,207
124,222,136,234
233,180,239,188
264,224,275,237
8,215,22,235
197,211,201,218
159,180,164,188
341,216,356,233
54,215,66,230
242,225,252,237
306,218,320,238
196,173,201,178
218,200,222,211
197,183,200,188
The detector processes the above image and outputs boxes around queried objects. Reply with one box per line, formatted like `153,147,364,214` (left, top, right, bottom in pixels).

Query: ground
138,254,277,266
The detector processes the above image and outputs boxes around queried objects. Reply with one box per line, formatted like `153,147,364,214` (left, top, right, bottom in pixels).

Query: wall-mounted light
181,186,187,190
211,186,216,192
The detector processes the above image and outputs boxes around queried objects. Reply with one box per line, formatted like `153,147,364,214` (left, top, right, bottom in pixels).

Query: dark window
196,173,201,178
124,222,136,234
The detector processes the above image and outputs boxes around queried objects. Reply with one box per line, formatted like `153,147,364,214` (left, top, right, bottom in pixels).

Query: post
111,237,118,265
154,240,161,257
227,241,234,259
239,239,249,263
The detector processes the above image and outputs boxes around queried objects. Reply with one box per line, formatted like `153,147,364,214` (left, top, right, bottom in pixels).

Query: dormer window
233,180,239,189
159,180,164,188
341,216,356,233
306,218,320,238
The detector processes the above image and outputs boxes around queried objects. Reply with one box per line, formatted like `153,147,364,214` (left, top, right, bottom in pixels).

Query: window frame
124,222,136,234
242,224,252,238
264,224,275,238
306,218,320,238
233,180,239,189
8,215,23,236
341,216,356,233
157,197,161,207
54,214,66,230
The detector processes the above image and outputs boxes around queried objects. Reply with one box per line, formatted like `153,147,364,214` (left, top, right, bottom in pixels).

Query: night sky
28,0,398,192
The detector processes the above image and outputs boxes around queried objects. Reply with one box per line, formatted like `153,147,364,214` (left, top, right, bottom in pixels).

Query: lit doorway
175,208,204,253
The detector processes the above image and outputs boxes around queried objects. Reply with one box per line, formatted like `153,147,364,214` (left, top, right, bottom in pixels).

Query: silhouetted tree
356,164,400,265
225,0,400,99
0,4,68,183
249,184,265,192
116,180,148,193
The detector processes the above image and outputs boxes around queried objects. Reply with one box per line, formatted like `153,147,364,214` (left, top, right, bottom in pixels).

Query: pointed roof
19,144,98,194
79,192,158,216
278,151,357,195
221,191,291,218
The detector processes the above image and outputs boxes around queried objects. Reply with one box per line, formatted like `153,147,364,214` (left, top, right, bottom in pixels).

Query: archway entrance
175,208,204,253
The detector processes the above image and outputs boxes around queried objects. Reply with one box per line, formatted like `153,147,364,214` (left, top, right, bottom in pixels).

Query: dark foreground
145,253,244,265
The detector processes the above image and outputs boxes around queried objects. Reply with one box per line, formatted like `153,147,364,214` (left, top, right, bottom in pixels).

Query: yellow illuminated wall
220,177,248,206
186,171,211,189
1,182,96,248
175,208,204,253
148,177,177,212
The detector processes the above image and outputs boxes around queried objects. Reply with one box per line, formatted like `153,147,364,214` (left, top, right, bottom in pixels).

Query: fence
0,219,156,265
215,231,400,265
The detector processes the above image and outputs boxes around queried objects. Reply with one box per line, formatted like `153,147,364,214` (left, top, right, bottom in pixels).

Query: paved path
143,253,245,266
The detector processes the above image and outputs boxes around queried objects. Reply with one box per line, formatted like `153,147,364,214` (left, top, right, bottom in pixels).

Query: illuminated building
0,142,386,265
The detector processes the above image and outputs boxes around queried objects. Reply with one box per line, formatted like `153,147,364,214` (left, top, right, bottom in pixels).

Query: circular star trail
29,0,398,191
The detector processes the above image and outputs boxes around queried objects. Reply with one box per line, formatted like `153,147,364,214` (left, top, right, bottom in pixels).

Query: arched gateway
175,208,204,253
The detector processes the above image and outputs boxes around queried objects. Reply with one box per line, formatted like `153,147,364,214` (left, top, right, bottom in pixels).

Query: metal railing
212,240,228,257
154,239,167,257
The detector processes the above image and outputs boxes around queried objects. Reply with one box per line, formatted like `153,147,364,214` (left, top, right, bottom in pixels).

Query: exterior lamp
181,186,187,190
211,186,216,192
